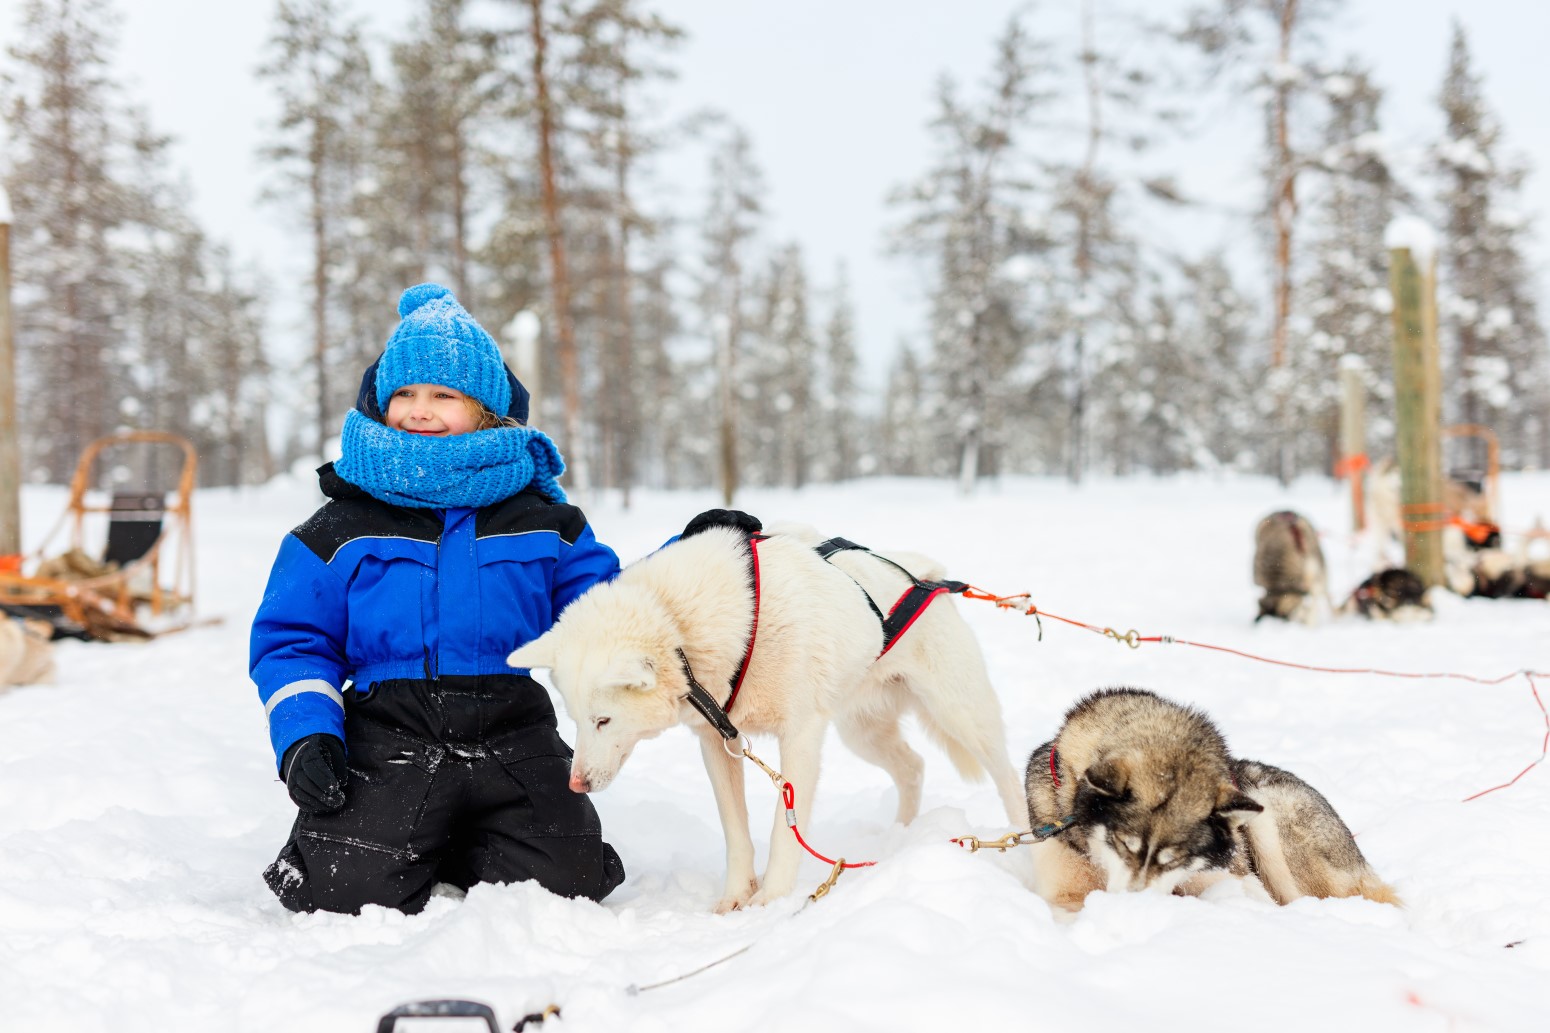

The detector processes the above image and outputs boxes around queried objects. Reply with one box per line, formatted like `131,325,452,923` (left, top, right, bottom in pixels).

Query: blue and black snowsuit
251,464,625,914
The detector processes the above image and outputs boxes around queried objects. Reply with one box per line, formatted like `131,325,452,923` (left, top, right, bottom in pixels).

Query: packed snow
3,472,1548,1032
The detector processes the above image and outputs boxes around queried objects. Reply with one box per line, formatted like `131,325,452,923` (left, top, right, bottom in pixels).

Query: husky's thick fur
1341,567,1432,620
0,617,54,691
508,524,1029,911
1253,511,1329,623
1024,688,1399,911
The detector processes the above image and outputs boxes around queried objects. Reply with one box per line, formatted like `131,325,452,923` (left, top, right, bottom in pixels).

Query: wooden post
528,0,587,495
0,185,20,559
1337,355,1366,531
1386,222,1445,587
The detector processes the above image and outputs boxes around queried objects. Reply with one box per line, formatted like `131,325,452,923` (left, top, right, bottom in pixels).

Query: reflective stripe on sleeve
263,679,344,717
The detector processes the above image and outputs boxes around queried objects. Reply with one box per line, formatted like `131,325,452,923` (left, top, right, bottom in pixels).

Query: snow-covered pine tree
197,247,272,487
1044,0,1180,483
1297,61,1399,471
697,126,764,505
891,14,1050,493
759,243,816,489
1175,252,1261,470
631,244,691,488
1434,21,1548,469
1179,0,1343,479
563,0,683,503
878,345,933,476
817,262,861,482
1,0,141,481
380,0,501,298
258,0,375,458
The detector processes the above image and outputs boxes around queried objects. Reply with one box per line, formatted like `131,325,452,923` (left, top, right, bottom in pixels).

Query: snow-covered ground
3,472,1548,1032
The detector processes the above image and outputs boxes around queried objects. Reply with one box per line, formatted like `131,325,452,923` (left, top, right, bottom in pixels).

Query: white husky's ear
508,634,558,671
605,654,656,693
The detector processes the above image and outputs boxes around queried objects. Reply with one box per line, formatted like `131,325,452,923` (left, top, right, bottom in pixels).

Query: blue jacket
251,464,619,770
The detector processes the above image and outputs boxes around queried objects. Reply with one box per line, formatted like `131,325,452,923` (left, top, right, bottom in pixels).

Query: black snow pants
264,674,624,914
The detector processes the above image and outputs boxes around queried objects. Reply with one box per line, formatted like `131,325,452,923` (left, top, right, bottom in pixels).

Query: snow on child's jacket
250,463,619,767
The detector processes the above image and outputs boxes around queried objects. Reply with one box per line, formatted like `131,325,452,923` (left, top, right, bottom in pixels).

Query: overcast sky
3,0,1547,391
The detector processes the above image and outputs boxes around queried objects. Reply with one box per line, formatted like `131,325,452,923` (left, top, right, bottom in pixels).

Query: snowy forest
2,0,1547,493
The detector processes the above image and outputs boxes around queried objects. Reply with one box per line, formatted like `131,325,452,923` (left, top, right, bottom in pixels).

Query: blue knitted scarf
334,409,568,509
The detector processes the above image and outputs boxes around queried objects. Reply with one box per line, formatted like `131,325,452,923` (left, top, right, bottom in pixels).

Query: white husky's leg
750,717,827,906
699,733,757,913
904,647,1031,830
833,710,925,825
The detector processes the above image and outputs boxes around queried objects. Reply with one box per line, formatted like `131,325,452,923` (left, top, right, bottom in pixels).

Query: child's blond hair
465,396,524,430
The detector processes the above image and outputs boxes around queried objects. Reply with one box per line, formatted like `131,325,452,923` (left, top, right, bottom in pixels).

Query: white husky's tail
917,711,988,781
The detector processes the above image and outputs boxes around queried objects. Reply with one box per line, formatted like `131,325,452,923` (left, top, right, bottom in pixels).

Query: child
251,283,625,914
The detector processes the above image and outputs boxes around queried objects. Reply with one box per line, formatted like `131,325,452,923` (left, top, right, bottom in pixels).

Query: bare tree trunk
0,211,19,552
410,132,431,283
612,85,636,509
1270,0,1299,483
311,122,329,461
450,127,469,298
1069,0,1103,485
717,283,741,506
528,0,586,492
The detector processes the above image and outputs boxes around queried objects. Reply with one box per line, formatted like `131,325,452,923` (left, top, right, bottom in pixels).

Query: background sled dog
1024,687,1399,911
509,522,1029,912
1341,567,1432,620
1253,511,1329,623
0,617,55,691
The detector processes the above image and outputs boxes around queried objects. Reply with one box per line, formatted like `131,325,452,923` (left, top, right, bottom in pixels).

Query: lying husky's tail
1353,872,1403,907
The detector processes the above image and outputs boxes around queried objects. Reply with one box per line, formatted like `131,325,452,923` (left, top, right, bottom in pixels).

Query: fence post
1,186,20,560
1385,218,1445,587
1338,354,1367,532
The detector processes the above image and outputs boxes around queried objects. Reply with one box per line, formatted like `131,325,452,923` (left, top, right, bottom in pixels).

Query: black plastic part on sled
103,491,166,567
376,999,500,1033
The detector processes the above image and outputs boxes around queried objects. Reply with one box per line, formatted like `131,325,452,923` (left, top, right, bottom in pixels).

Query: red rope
962,587,1550,802
1462,674,1548,802
781,781,875,869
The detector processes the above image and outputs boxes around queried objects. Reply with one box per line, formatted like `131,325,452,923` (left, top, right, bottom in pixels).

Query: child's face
385,383,481,437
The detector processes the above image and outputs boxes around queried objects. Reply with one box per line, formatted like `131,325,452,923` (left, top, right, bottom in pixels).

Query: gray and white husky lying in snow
1024,688,1400,911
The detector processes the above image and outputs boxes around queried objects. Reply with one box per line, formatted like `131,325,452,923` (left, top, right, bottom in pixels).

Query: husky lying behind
508,522,1029,912
1253,511,1329,623
1024,688,1399,911
0,617,55,690
1341,567,1432,620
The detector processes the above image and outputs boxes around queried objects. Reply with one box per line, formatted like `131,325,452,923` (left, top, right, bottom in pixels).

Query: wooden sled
0,431,209,640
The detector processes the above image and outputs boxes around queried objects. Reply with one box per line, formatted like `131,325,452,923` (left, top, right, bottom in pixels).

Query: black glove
681,509,763,539
281,733,349,814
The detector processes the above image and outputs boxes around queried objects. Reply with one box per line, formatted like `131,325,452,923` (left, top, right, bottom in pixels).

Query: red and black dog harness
679,533,969,742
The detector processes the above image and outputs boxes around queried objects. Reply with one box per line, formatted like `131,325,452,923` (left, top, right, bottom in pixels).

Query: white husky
507,523,1029,912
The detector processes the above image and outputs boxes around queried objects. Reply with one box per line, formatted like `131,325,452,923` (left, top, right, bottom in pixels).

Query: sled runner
0,431,203,640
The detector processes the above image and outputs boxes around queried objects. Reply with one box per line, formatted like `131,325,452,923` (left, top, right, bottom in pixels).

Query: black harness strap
676,532,765,742
677,647,740,741
816,537,969,657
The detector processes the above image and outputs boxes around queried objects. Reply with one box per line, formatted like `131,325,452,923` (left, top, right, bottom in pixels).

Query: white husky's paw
747,877,796,908
714,877,758,914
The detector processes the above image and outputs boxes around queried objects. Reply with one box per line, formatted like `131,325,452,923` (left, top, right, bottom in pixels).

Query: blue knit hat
374,283,513,416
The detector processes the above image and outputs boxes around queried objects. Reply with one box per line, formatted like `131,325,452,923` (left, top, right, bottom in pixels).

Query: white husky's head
507,582,683,793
